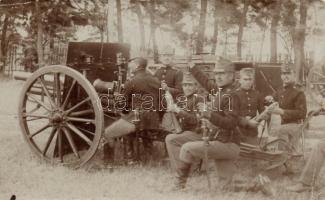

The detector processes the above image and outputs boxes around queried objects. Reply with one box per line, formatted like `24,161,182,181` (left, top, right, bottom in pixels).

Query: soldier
165,59,240,190
266,63,307,154
165,73,202,171
235,68,265,144
155,46,183,99
103,57,161,163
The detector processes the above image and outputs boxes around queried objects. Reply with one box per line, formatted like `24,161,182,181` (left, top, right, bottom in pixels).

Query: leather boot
174,162,191,190
103,143,115,166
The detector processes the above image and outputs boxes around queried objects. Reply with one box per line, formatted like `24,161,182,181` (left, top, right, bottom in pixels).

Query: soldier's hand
167,104,181,113
197,103,211,118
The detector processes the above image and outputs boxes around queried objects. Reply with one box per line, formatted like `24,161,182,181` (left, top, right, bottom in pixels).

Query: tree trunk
36,0,44,66
149,0,158,63
237,0,249,60
211,0,219,55
291,0,307,83
293,0,307,83
270,1,281,62
135,0,145,51
0,14,9,72
116,0,123,42
196,0,208,54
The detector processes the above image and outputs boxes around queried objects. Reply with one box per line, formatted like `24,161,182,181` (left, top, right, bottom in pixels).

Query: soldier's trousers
299,139,325,186
271,123,302,152
165,131,240,180
104,118,136,145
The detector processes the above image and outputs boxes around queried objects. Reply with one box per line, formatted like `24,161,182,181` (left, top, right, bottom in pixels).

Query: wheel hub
50,111,64,124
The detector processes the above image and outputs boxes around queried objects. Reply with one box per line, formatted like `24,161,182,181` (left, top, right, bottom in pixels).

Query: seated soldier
165,59,241,190
103,57,162,164
165,72,202,172
266,63,307,154
235,68,265,144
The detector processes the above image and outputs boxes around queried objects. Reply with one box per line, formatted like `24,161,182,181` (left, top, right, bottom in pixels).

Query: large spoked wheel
18,65,103,168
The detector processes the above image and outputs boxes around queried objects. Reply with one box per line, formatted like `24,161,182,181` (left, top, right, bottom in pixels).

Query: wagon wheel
307,67,325,105
18,65,103,168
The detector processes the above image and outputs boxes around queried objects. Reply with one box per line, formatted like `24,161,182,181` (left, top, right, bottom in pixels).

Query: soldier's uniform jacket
191,65,241,145
234,88,264,137
122,70,161,130
273,83,307,124
155,65,183,98
175,93,200,132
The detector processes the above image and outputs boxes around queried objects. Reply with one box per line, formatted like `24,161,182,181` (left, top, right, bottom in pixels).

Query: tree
282,0,308,83
116,0,123,42
211,0,220,54
130,0,145,51
196,0,208,54
237,0,249,60
270,0,281,62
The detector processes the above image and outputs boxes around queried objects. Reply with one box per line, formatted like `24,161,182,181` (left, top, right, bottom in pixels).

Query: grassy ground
1,79,325,200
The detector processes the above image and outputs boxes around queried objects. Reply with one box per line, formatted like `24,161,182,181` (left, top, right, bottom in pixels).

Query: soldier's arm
167,70,183,97
257,92,266,114
176,110,198,127
281,91,307,121
190,65,216,92
207,93,240,130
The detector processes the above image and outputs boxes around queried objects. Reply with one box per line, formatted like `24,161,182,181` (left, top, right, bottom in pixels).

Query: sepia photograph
1,0,325,199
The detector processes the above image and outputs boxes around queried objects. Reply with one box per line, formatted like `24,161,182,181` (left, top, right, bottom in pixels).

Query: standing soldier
165,59,241,190
102,57,161,164
266,63,307,155
235,68,265,144
155,45,183,99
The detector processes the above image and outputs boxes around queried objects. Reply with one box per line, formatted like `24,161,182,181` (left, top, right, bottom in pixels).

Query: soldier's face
182,82,197,96
214,72,234,87
128,61,138,76
160,55,173,65
281,71,295,85
239,74,254,90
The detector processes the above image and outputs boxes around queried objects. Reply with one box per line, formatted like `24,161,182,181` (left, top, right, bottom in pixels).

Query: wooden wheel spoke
42,127,57,156
69,109,94,117
23,113,50,119
75,127,95,136
66,117,95,124
27,93,52,112
58,127,63,162
54,73,61,107
62,127,80,158
37,77,57,109
28,123,51,139
65,97,91,114
61,79,76,109
66,123,92,145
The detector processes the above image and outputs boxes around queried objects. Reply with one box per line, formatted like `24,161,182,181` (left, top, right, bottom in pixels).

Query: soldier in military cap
165,73,202,173
266,63,307,156
164,58,241,190
155,45,183,98
235,68,265,144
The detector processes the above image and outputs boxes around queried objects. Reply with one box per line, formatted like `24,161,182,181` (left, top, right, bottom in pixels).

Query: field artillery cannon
16,42,131,168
